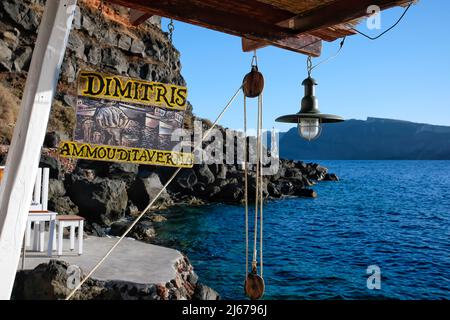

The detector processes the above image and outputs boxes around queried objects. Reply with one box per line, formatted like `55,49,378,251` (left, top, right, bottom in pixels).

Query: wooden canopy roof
108,0,412,57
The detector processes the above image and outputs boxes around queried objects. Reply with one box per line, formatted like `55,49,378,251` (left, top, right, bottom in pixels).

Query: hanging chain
97,0,107,40
167,19,175,70
168,19,175,44
307,56,313,77
98,0,105,23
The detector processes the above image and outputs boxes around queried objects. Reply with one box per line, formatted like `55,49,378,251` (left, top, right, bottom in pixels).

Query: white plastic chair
25,168,57,256
29,167,49,211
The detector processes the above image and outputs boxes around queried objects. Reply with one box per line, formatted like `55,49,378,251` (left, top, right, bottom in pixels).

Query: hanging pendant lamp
275,57,344,141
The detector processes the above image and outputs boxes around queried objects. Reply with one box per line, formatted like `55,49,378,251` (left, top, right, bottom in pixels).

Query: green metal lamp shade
275,112,344,123
275,76,344,124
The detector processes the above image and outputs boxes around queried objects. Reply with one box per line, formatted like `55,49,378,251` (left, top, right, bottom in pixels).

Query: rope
252,95,261,270
65,85,243,300
258,93,263,278
244,96,249,278
246,49,264,278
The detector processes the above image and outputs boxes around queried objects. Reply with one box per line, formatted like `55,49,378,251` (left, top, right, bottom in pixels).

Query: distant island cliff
280,117,450,160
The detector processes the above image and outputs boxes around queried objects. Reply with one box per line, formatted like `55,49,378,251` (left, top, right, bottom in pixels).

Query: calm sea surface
155,161,450,299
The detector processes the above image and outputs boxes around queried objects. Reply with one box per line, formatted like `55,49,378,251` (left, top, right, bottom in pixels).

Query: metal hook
251,50,258,68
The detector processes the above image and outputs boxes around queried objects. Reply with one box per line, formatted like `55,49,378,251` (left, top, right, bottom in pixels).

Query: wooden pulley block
242,65,264,98
244,266,265,300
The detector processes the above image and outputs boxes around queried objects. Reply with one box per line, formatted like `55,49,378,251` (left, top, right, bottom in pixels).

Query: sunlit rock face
0,0,190,143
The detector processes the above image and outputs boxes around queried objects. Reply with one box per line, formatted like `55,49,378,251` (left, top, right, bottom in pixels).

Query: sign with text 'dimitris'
59,71,193,168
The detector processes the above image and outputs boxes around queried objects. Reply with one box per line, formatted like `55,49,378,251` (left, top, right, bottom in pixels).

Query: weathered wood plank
286,0,414,34
110,0,410,54
309,25,357,42
182,0,294,23
245,0,408,50
257,0,337,14
0,0,77,299
242,35,322,57
109,0,298,43
129,9,153,26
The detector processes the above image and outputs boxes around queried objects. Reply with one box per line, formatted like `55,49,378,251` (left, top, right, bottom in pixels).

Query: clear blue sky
163,1,450,132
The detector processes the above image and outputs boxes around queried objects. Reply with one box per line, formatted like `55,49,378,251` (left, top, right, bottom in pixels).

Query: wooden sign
59,71,193,168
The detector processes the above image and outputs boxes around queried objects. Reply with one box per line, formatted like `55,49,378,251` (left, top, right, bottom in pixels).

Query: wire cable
350,2,413,41
308,36,346,75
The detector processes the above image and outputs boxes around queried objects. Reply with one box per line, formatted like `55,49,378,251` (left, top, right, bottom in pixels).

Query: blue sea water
155,161,450,300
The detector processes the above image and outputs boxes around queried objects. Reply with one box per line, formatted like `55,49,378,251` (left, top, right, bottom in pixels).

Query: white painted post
25,220,31,247
32,222,40,251
0,0,77,299
33,168,42,206
58,221,64,257
39,222,45,252
48,218,55,257
78,220,84,255
70,225,75,250
52,226,57,251
42,168,49,211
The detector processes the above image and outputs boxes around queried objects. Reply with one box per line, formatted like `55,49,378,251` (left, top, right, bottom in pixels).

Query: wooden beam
115,0,318,54
242,34,322,57
129,9,153,26
0,0,77,299
241,0,408,51
285,0,413,34
178,0,294,24
309,25,357,42
108,0,298,43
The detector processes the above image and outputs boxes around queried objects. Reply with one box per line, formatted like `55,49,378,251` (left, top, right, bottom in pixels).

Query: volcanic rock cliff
0,0,191,145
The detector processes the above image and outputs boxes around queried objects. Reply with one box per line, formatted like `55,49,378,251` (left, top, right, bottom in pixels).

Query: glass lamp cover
298,118,321,141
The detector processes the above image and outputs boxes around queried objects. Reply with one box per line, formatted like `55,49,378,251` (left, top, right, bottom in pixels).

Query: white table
27,211,57,257
56,215,85,256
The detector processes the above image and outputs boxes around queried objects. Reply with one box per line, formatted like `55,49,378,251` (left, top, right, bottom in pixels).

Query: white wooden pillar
0,0,77,299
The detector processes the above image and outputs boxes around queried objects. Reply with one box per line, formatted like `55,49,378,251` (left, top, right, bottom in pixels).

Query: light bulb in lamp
298,118,321,141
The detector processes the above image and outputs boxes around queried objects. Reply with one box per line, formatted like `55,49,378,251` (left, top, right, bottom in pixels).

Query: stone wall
0,0,192,143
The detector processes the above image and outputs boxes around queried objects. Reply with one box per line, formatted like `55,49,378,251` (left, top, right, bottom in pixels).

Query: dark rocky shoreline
28,147,338,242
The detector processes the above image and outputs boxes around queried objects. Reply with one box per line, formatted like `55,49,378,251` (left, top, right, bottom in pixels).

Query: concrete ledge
21,236,183,285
